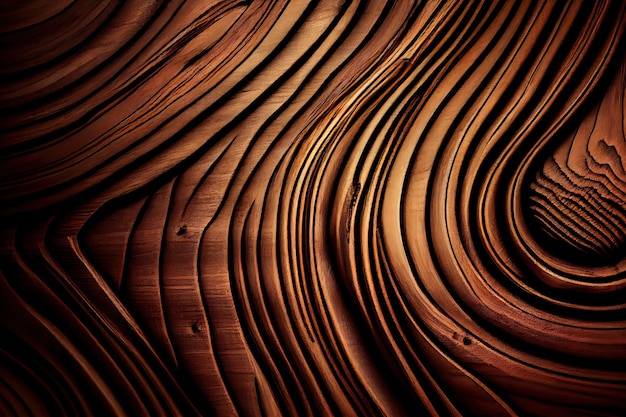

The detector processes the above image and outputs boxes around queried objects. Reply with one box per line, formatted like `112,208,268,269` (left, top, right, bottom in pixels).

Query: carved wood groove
1,1,625,416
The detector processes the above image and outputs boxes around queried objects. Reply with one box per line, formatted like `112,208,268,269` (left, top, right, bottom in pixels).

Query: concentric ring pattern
1,1,625,416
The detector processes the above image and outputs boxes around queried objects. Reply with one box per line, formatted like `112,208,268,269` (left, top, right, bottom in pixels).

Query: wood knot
191,322,201,333
527,152,626,265
525,72,626,266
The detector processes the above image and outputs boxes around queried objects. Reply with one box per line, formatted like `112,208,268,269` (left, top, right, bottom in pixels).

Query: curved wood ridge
1,1,625,416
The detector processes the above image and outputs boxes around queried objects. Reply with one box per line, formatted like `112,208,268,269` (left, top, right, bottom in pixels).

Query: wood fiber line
1,1,625,416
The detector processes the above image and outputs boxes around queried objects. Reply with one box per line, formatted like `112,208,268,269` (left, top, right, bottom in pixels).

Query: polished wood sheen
1,1,625,416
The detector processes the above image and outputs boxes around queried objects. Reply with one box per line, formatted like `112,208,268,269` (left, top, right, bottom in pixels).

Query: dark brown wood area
1,1,625,416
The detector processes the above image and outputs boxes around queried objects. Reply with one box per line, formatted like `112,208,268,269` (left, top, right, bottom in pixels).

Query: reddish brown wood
1,1,625,416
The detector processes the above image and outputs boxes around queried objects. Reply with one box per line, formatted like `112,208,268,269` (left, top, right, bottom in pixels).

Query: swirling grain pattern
1,1,625,416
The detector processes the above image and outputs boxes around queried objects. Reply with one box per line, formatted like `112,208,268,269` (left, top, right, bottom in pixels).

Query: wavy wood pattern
1,1,625,416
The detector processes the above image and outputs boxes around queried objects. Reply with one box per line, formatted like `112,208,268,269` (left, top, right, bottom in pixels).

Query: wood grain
1,1,625,416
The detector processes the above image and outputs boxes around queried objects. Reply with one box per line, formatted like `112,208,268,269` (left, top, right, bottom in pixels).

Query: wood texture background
1,1,625,416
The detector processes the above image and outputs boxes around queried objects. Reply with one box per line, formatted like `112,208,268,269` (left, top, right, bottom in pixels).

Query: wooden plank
1,1,625,415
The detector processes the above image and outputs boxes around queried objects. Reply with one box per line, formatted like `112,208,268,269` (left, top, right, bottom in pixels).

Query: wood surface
1,1,625,416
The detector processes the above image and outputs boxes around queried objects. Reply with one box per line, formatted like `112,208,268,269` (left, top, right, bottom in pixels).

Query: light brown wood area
1,1,625,416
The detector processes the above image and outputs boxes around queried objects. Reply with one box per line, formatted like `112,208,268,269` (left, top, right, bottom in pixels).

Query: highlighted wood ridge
1,1,625,416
